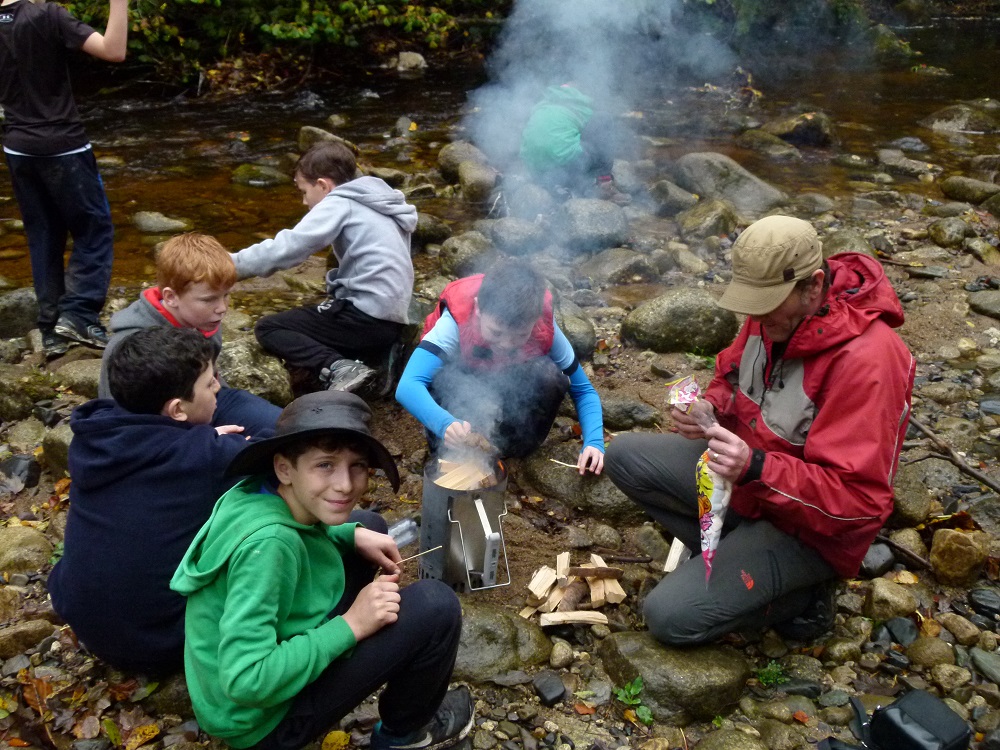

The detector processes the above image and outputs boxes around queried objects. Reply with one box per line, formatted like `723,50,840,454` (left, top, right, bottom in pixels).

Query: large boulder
439,231,499,277
559,199,629,252
650,180,699,217
231,164,293,188
297,126,358,154
928,217,973,248
51,358,102,399
672,152,787,218
940,176,1000,205
439,141,490,183
621,289,738,354
453,602,551,681
504,182,557,220
458,161,499,205
413,212,453,249
0,288,38,338
920,104,1000,134
577,248,659,286
876,149,938,178
0,620,57,660
761,111,835,147
217,339,292,407
675,199,739,241
0,364,58,422
598,632,750,724
490,218,548,256
553,298,597,359
930,528,990,585
735,129,802,161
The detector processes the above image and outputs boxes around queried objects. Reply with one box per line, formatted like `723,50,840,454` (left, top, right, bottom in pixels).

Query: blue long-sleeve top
395,310,604,453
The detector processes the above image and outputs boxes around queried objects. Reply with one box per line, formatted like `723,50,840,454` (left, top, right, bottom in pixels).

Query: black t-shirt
0,0,95,155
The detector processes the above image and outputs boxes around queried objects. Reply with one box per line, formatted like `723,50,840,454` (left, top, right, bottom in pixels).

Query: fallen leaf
73,715,101,740
322,730,350,750
792,710,810,724
573,703,595,715
102,717,122,746
523,496,545,504
54,477,72,495
887,570,918,585
124,723,160,750
921,619,942,637
109,679,139,702
21,676,52,713
8,739,31,747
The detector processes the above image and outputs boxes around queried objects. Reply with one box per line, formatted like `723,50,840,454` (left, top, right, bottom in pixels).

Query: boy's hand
672,401,716,440
443,420,473,449
343,574,400,641
215,424,246,437
577,446,604,475
356,527,402,575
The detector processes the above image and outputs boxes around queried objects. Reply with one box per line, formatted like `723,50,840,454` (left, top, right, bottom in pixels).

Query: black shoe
774,582,837,641
319,359,377,393
42,330,76,359
54,316,109,349
370,686,474,750
375,340,407,399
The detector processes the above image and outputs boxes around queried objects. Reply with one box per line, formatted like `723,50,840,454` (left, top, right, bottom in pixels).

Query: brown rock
0,587,19,623
0,620,56,659
930,528,990,585
864,578,918,620
906,636,956,668
936,612,981,646
0,526,53,575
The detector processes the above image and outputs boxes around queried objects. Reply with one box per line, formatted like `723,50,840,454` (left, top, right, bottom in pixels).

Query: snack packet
666,375,731,583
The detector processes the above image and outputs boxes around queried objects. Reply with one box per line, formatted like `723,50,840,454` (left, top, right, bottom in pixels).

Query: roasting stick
374,545,443,581
548,458,577,469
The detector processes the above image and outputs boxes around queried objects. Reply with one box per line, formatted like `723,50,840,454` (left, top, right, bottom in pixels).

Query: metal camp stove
419,457,510,592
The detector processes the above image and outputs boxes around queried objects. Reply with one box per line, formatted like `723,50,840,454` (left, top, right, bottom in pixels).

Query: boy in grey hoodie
231,142,417,395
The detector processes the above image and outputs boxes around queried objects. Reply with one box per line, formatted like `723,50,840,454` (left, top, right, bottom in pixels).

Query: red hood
783,253,904,359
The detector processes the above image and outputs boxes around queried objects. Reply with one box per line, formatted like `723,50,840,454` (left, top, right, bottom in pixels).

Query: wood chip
527,566,558,600
518,606,538,619
556,551,571,586
539,611,609,626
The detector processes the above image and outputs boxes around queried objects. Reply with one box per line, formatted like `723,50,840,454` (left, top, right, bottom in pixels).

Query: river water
0,18,996,292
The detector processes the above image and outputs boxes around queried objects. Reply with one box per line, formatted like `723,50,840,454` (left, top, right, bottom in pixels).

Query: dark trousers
605,432,835,645
255,298,403,377
214,386,282,437
253,510,462,750
6,149,114,330
430,357,568,458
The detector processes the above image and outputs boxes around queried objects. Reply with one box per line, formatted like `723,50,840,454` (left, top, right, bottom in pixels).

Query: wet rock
41,421,74,477
532,670,566,706
634,525,671,563
965,237,1000,265
549,640,574,669
621,288,739,354
940,176,1000,205
459,161,499,205
672,152,787,218
796,192,836,215
598,632,750,724
395,51,426,72
693,730,767,750
930,528,990,585
413,213,453,249
865,578,918,620
781,654,824,682
454,603,551,681
907,636,956,667
553,298,597,359
916,381,968,405
735,129,802,161
877,149,938,178
886,617,920,646
928,217,973,248
859,543,895,578
675,199,739,241
762,110,834,146
970,588,1000,619
0,526,53,575
489,218,547,256
888,528,928,561
937,613,982,647
649,180,698,217
824,637,863,663
504,183,556,220
920,104,1000,134
439,141,490,183
755,717,802,750
132,210,192,233
51,358,102,399
578,248,659,286
559,199,629,251
973,647,1000,684
601,396,660,430
0,288,38,338
367,166,409,187
932,663,972,692
890,135,929,151
218,338,293,407
589,523,622,550
439,231,498,278
231,163,292,188
297,126,357,154
671,245,711,275
821,229,875,258
0,620,57,659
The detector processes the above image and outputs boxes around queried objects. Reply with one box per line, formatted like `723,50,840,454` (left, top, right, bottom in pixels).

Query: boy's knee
349,509,387,535
404,579,461,625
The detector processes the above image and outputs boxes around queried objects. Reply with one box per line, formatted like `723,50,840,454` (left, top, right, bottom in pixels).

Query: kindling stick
548,458,578,469
374,546,443,580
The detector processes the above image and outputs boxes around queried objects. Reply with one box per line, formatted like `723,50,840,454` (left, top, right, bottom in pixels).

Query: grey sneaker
42,330,76,359
54,316,109,349
370,686,474,750
320,359,377,393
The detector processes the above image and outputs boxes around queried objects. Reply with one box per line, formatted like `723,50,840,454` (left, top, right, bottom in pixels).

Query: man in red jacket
607,215,915,644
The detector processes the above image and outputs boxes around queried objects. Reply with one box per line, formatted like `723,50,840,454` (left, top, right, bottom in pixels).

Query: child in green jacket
171,391,471,750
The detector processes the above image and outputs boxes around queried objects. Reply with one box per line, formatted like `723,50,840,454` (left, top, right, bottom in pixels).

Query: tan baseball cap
718,215,823,316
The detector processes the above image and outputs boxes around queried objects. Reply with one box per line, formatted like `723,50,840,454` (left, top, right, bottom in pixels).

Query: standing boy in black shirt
0,0,128,356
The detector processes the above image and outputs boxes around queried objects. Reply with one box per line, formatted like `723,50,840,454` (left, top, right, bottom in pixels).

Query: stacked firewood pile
520,552,627,626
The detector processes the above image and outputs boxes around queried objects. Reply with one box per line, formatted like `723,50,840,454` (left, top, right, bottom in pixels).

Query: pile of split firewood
520,552,627,626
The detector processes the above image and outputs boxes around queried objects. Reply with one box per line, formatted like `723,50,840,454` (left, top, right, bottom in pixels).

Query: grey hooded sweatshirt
232,176,417,324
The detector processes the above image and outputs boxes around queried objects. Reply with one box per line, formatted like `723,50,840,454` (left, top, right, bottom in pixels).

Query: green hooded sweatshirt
170,478,359,748
519,84,594,176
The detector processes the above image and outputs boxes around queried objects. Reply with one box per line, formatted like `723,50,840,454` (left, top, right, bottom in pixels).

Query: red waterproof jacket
704,253,915,577
422,275,555,370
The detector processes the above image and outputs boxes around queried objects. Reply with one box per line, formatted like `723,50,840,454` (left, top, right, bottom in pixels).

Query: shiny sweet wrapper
695,451,731,584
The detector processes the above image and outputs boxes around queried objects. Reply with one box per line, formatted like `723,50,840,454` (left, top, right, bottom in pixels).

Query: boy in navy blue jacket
48,327,258,675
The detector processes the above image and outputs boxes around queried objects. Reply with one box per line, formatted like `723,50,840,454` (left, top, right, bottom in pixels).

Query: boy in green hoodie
171,391,471,750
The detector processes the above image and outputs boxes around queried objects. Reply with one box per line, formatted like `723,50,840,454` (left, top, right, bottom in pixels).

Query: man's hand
342,573,400,641
355,527,402,575
704,424,751,484
577,446,605,475
443,420,473,449
672,400,716,440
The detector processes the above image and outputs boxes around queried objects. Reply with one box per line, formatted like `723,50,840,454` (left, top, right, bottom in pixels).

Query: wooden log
664,537,691,573
587,576,606,607
567,566,623,580
435,463,491,490
539,611,609,626
556,579,588,612
556,552,571,586
591,554,627,604
539,585,567,613
528,566,558,600
518,605,538,619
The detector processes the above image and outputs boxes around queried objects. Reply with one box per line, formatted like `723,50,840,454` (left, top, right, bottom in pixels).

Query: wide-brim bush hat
226,391,400,491
719,215,823,316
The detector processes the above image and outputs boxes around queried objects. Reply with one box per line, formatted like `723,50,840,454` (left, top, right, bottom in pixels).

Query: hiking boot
371,686,474,750
42,330,76,359
320,359,377,393
596,178,631,205
54,316,110,349
774,582,837,641
374,340,407,399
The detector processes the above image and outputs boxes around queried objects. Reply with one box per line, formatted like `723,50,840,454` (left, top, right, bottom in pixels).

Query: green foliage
49,541,64,566
613,677,654,726
712,715,725,728
755,660,789,687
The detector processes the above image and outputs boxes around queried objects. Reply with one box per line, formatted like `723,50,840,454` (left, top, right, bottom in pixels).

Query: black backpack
818,690,972,750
